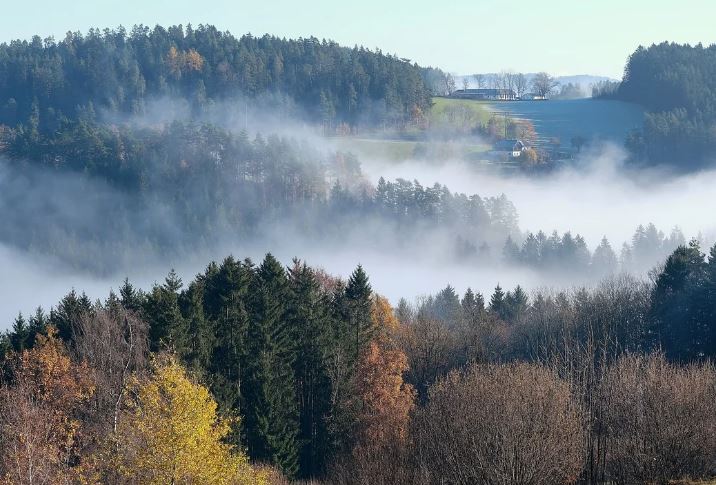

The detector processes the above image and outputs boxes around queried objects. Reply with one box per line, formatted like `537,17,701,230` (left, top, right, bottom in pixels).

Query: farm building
521,93,548,100
451,88,517,101
492,139,528,158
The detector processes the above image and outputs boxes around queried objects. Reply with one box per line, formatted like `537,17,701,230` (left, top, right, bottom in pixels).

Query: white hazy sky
1,0,715,78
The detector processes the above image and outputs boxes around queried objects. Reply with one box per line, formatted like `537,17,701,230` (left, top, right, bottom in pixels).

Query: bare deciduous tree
414,362,585,485
71,305,149,437
601,354,716,484
472,73,485,89
514,73,528,97
531,72,559,98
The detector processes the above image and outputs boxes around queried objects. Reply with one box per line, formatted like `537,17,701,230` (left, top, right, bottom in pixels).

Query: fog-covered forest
1,17,716,485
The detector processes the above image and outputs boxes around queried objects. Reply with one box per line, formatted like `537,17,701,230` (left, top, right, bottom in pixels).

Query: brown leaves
0,327,95,484
354,296,415,449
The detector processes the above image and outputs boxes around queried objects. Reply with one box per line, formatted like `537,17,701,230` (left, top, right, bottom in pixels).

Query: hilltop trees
0,25,438,131
614,42,716,169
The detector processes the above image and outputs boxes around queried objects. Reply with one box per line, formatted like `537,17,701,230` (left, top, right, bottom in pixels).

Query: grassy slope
428,97,494,132
332,97,494,162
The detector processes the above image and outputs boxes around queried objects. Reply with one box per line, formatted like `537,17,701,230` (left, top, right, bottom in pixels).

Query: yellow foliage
166,46,204,76
114,355,267,485
167,46,182,76
184,49,205,71
371,294,399,333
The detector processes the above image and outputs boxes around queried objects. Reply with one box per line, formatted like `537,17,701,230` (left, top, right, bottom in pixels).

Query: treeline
0,24,440,130
610,42,716,169
0,120,516,270
408,239,716,367
501,223,686,278
3,245,716,483
386,242,716,483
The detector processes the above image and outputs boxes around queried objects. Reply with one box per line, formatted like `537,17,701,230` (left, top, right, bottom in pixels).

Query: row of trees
466,72,560,98
404,241,716,375
0,24,441,129
502,223,687,278
3,243,716,483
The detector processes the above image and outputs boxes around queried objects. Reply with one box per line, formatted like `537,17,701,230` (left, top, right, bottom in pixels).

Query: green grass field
428,96,494,130
328,97,497,163
334,136,491,163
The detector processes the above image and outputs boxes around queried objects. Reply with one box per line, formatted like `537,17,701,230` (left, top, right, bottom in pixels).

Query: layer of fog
3,99,716,329
359,143,716,250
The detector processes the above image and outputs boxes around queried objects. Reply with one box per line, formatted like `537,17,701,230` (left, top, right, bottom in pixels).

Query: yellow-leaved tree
114,355,266,485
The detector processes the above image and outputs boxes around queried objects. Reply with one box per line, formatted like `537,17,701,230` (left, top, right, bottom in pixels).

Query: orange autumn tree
354,295,415,451
0,327,95,484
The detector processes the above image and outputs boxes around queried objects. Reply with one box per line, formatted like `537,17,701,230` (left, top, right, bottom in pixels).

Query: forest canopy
0,24,442,130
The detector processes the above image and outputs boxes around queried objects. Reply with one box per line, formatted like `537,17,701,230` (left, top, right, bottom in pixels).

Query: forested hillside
612,42,716,168
0,118,518,271
0,24,440,130
2,246,715,483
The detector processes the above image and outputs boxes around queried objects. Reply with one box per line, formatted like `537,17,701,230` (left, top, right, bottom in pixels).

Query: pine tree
489,284,507,320
502,236,521,263
504,286,529,324
119,278,143,312
287,260,333,477
181,281,214,375
650,241,705,360
9,313,30,352
344,265,373,363
50,290,93,341
244,254,299,477
695,243,716,358
207,257,252,419
592,236,618,277
145,269,188,354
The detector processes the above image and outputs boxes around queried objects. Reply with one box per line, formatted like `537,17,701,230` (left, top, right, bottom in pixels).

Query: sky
1,1,715,80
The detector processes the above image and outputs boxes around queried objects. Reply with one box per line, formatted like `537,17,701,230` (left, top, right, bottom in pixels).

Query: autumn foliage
354,296,414,448
113,355,265,484
0,327,94,484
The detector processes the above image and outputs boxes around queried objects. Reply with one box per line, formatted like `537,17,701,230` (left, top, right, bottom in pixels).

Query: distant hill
611,42,716,170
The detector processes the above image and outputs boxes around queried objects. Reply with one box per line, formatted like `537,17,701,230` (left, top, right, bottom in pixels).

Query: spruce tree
208,257,252,420
181,281,214,375
145,269,188,354
244,254,299,477
9,313,30,352
344,265,373,363
119,278,143,312
489,284,507,320
650,241,705,360
287,260,333,477
50,290,93,341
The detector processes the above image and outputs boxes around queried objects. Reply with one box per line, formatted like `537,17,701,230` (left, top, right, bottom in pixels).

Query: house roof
493,139,526,151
